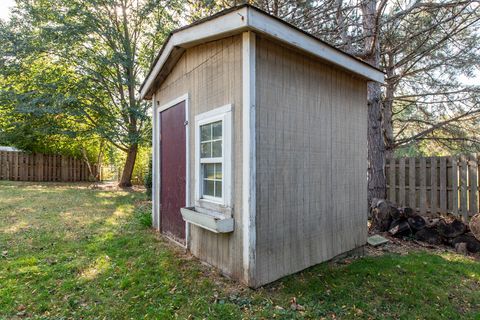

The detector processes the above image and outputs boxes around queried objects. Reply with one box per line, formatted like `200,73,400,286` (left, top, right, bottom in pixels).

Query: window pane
214,163,222,179
203,180,215,197
212,140,222,157
203,163,215,179
200,142,211,158
215,181,222,198
200,124,211,142
212,121,222,140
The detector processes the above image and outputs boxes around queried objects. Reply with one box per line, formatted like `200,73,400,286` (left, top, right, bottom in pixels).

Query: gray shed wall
254,37,368,286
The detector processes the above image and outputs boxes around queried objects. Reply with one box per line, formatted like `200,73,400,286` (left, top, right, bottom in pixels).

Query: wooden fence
0,151,97,182
386,154,479,220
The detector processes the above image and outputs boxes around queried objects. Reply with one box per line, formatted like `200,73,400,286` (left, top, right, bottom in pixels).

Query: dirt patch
365,232,480,260
90,181,146,192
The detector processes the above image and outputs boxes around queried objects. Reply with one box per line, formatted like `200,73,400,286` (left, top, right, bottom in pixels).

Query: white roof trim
140,6,384,99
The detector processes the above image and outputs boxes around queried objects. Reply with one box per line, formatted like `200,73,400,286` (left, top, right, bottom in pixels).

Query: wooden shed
140,5,384,287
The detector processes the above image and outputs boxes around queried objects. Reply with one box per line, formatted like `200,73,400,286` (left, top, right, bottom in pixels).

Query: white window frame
195,104,232,208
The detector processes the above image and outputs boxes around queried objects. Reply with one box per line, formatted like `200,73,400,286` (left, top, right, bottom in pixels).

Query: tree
1,0,182,186
0,50,100,159
247,0,480,203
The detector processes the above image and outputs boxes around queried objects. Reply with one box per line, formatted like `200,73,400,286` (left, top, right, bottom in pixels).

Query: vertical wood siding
155,36,244,280
254,37,368,286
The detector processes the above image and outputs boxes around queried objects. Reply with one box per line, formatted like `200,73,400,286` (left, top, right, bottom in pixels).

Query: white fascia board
246,8,385,83
140,7,249,99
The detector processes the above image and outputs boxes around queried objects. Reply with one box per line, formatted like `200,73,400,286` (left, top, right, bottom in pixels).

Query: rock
408,215,426,232
469,214,480,241
290,297,305,311
403,207,415,218
390,206,402,220
437,219,466,238
451,234,480,253
367,235,389,247
388,220,412,237
454,242,468,255
370,199,395,232
425,218,440,228
415,228,443,245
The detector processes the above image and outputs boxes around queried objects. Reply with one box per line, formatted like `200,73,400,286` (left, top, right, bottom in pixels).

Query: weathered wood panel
386,154,479,219
0,151,96,182
155,35,244,281
254,37,368,286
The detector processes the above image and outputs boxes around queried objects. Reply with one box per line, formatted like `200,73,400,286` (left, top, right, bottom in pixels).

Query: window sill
195,199,232,216
180,207,234,233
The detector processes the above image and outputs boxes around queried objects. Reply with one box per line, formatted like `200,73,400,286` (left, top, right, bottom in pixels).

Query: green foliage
0,0,182,184
0,55,99,158
144,156,153,197
1,181,480,319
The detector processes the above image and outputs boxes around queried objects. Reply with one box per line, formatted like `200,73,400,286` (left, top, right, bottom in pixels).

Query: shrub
144,156,152,198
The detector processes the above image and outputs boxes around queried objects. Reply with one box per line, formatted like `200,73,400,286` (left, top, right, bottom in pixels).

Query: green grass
0,181,479,319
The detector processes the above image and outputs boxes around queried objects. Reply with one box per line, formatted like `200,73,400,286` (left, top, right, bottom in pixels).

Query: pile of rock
370,199,480,254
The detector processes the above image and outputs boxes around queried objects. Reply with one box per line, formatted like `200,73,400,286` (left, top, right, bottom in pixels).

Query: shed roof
140,4,385,100
0,146,21,152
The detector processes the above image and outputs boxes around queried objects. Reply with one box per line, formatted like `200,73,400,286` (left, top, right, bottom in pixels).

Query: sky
0,0,15,21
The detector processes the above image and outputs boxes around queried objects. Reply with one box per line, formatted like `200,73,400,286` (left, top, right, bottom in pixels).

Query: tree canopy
0,0,183,185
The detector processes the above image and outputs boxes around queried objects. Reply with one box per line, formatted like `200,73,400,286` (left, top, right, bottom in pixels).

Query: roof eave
140,6,250,100
140,6,384,100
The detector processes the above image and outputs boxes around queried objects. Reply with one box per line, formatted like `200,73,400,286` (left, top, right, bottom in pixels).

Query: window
200,121,223,199
195,105,232,206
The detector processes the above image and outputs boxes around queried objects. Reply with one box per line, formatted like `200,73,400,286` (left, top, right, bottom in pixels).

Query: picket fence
386,154,479,220
0,151,97,182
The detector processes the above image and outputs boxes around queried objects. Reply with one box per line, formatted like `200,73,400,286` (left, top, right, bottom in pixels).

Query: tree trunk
367,82,386,204
361,0,387,205
119,143,138,187
383,54,396,157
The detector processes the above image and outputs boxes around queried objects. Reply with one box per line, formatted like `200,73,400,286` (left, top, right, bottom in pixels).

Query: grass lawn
1,181,479,319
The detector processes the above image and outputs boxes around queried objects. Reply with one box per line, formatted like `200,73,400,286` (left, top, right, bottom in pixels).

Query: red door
160,101,186,244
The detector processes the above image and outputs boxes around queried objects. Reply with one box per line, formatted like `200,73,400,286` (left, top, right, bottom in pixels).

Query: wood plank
13,152,18,181
0,152,4,179
452,156,459,215
38,153,44,181
439,157,447,213
388,157,396,203
468,153,478,216
430,157,437,215
0,151,4,179
398,158,406,206
460,155,468,220
8,152,13,180
409,157,416,210
419,157,427,215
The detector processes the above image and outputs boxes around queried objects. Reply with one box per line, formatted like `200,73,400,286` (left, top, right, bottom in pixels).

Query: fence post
397,158,405,206
0,151,4,179
389,157,396,203
409,158,416,210
61,156,67,182
439,158,447,213
419,157,427,215
468,153,478,217
37,153,44,181
459,155,468,220
430,157,437,215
